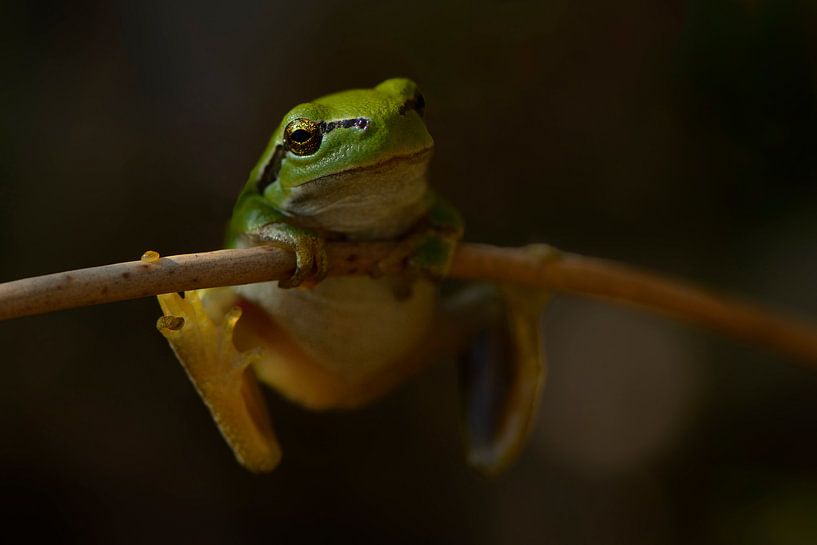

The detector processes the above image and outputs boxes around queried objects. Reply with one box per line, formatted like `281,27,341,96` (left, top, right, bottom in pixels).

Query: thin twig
452,244,817,365
1,242,816,365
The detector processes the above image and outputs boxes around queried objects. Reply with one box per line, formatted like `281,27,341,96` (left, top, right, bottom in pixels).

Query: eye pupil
291,129,312,143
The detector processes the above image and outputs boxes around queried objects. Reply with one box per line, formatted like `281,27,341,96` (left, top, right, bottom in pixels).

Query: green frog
157,78,549,474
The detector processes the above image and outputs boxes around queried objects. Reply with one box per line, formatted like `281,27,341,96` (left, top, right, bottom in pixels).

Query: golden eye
284,118,322,156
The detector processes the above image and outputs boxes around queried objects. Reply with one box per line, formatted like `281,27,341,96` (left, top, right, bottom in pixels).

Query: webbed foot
157,289,282,472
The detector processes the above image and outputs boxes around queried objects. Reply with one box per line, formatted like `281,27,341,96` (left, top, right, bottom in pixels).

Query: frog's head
247,78,434,237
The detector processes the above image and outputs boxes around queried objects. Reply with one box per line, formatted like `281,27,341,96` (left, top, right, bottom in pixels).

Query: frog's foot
254,223,328,289
157,290,282,472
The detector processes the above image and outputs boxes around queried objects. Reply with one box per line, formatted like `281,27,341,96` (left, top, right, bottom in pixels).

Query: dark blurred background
2,1,817,543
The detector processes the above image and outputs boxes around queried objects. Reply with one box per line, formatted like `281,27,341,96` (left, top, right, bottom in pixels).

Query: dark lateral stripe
257,144,285,194
321,118,369,133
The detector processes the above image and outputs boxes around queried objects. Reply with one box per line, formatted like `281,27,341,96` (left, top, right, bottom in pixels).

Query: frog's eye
284,118,322,156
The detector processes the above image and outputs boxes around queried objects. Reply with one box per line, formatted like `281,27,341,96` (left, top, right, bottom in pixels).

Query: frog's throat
279,147,433,240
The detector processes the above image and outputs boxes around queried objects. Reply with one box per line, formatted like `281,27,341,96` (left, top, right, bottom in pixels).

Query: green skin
227,78,462,287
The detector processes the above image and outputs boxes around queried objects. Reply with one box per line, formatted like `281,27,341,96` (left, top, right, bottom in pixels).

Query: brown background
2,1,817,543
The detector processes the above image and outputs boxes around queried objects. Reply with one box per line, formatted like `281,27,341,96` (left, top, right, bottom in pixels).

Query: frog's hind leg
456,284,550,475
325,282,550,475
157,288,282,473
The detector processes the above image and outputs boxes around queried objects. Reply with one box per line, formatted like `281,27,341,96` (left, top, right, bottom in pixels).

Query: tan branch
1,242,816,365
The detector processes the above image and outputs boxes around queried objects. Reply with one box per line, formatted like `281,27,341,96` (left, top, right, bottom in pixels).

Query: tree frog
156,78,549,474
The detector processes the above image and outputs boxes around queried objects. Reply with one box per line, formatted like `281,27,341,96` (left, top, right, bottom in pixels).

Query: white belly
236,276,436,382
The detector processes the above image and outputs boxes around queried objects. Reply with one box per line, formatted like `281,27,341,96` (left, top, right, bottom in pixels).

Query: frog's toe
278,236,327,289
314,243,329,283
278,248,313,289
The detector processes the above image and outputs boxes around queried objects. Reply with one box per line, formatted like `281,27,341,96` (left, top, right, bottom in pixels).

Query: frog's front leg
249,222,328,289
377,191,464,278
156,288,282,472
229,194,328,289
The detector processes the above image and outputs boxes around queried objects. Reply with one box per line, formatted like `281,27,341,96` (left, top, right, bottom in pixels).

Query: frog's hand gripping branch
156,290,282,472
377,191,464,278
459,284,550,475
229,194,328,289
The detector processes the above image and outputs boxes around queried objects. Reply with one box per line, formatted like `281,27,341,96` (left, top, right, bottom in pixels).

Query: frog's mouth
281,146,434,240
301,145,433,186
